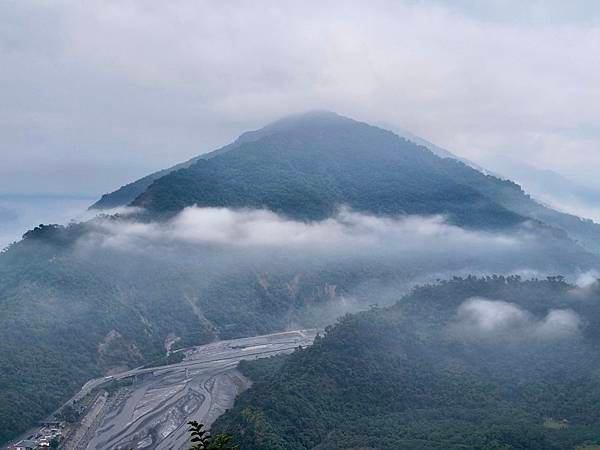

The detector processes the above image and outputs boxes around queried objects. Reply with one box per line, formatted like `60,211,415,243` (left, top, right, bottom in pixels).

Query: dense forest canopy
94,112,600,255
214,276,600,450
3,112,600,444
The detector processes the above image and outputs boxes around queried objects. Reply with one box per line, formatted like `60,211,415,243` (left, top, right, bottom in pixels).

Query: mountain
0,193,94,250
131,112,525,229
492,159,600,222
89,115,306,210
214,276,600,450
131,112,600,255
381,122,600,255
382,123,489,172
1,220,378,443
93,114,484,212
2,111,599,444
91,153,206,210
93,111,600,255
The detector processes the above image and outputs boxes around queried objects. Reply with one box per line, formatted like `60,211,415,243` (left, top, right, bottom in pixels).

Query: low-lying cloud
575,269,600,289
62,205,598,333
74,205,591,284
65,205,598,327
567,269,600,300
87,206,519,251
452,297,581,342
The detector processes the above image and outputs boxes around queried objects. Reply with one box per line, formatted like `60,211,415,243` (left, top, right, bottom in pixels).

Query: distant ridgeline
3,112,600,444
214,276,600,450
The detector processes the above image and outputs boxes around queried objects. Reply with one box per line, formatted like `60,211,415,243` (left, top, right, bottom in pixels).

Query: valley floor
29,330,318,450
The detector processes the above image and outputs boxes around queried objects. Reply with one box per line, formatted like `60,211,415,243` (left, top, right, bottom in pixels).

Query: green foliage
95,112,600,255
5,112,600,446
188,421,239,450
0,233,215,442
57,404,79,423
0,224,377,443
214,276,600,449
127,111,600,259
133,114,525,231
90,127,242,210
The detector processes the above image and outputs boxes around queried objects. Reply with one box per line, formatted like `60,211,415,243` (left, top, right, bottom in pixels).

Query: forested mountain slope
132,112,526,229
93,111,600,255
385,125,600,255
214,276,600,450
3,112,600,444
0,221,383,442
90,114,305,210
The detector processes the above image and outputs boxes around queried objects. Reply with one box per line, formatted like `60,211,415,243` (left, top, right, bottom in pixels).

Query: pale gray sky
1,0,599,198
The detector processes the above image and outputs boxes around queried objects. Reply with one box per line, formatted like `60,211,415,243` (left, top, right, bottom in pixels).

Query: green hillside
133,112,525,230
96,111,600,255
214,276,600,450
2,112,600,444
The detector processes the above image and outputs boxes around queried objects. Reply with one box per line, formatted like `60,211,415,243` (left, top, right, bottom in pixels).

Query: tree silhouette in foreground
188,420,239,450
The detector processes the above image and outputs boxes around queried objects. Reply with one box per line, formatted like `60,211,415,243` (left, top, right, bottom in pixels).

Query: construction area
56,329,318,450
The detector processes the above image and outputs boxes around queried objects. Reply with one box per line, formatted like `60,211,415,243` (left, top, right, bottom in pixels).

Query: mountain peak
262,110,357,132
129,112,530,230
272,109,346,121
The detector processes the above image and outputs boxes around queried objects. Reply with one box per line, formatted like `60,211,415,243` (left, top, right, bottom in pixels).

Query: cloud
575,269,600,288
0,194,93,249
82,206,520,253
452,297,581,341
66,206,594,327
455,298,528,333
2,0,600,198
70,206,592,294
534,309,581,340
75,205,143,223
0,205,18,224
567,269,600,300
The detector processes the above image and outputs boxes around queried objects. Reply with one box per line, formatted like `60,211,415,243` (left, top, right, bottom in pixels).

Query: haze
5,4,600,447
1,0,600,204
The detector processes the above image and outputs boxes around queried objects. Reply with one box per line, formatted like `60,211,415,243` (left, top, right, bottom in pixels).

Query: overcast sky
1,0,600,198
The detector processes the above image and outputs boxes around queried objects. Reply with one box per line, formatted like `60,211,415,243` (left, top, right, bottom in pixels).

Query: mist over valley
3,2,600,449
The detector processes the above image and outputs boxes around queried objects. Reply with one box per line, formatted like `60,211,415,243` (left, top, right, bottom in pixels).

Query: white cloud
71,206,590,289
84,206,520,253
575,269,600,288
66,206,596,320
453,297,581,341
534,309,581,340
0,194,94,249
567,269,600,300
455,298,529,333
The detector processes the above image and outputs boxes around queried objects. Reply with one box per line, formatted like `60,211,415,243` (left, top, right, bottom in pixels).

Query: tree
188,421,239,450
59,404,79,423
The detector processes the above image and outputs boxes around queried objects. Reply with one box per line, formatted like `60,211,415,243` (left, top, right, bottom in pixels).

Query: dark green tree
58,404,79,423
188,421,239,450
